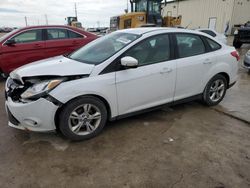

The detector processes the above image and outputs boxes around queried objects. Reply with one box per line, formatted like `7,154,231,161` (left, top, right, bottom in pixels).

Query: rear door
67,29,87,50
45,28,72,58
1,29,45,73
44,28,86,58
173,33,216,101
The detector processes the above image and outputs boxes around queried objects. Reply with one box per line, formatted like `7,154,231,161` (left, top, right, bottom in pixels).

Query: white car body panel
5,28,238,132
174,52,216,101
10,55,94,81
196,28,227,44
6,97,58,131
115,60,176,115
49,73,118,118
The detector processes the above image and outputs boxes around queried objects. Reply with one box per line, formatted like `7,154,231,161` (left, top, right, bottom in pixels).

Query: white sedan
5,28,239,141
196,28,227,44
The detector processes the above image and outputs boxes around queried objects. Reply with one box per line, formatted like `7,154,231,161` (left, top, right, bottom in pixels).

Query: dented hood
10,56,95,82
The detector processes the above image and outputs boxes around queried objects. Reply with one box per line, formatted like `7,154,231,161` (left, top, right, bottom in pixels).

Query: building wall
231,0,250,26
162,0,235,33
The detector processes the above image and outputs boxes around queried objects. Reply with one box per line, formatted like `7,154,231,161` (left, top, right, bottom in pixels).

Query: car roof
19,25,77,30
117,27,206,36
15,25,96,37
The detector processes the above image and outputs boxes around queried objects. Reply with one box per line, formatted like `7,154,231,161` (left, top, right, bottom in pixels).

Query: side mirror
5,39,16,46
120,56,138,69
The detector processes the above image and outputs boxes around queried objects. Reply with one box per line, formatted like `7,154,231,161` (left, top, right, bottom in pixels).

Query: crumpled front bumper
5,97,59,132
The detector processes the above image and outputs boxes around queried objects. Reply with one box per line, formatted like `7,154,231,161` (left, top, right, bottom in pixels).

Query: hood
10,55,95,82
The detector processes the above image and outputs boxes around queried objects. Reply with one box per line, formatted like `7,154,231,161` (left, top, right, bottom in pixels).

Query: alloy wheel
209,79,225,102
68,104,102,136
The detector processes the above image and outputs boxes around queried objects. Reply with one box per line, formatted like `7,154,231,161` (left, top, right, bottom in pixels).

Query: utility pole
24,16,28,26
75,2,78,19
45,14,48,25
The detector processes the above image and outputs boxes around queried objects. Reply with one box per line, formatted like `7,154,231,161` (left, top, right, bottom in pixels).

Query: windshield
0,29,20,42
135,0,161,13
148,1,160,14
136,0,147,12
68,32,140,65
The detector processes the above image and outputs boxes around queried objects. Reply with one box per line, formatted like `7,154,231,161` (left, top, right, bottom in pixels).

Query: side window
124,34,170,65
47,29,68,40
176,34,205,58
68,30,84,39
206,37,221,51
201,30,216,37
12,30,42,43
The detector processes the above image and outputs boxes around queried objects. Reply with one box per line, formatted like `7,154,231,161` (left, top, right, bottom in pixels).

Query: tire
59,96,107,141
233,40,242,48
203,74,227,106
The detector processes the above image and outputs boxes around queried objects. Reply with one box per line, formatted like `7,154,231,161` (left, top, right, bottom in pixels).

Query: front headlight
234,29,238,35
21,79,63,99
247,50,250,56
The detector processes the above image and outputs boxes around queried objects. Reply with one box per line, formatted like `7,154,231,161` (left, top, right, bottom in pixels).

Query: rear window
200,30,216,37
68,30,84,39
176,33,206,58
205,37,221,51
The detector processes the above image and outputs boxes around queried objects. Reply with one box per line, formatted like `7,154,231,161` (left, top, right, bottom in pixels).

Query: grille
6,107,20,126
6,78,28,102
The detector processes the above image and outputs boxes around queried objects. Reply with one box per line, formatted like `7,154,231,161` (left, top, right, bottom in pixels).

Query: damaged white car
5,28,238,141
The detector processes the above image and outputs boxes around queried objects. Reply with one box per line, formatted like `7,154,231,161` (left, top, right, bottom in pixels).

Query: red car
0,25,97,76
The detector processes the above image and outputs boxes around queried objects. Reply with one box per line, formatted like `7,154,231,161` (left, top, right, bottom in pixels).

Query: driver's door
115,34,176,115
1,29,45,73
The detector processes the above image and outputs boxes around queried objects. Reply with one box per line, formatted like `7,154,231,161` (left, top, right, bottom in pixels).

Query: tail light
231,51,240,61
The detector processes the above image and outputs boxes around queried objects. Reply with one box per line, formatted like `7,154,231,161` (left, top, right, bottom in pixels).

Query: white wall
162,0,235,33
231,0,250,26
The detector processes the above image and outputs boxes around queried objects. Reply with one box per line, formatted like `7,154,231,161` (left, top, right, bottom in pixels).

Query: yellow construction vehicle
110,0,182,31
66,17,83,28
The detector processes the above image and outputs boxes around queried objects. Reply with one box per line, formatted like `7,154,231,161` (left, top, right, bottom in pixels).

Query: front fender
49,73,118,118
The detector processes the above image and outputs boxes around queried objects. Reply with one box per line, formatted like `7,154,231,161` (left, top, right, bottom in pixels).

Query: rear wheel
203,75,227,106
59,96,107,141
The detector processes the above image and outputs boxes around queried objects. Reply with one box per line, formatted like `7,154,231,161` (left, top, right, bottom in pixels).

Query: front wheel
203,75,227,106
59,96,107,141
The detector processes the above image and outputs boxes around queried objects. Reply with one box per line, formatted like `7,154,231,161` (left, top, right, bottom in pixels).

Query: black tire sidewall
203,75,227,106
59,97,107,141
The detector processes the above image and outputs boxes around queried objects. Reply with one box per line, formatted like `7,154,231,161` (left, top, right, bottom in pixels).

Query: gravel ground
0,32,249,188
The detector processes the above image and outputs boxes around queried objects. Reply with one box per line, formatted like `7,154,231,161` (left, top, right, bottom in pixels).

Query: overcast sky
0,0,130,28
0,0,174,28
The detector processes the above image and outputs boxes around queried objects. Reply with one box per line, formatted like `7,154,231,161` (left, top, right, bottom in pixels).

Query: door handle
33,44,42,48
72,41,80,45
203,59,212,64
160,67,173,74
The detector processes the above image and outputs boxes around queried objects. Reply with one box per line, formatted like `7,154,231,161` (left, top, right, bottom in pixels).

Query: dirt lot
0,33,250,188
